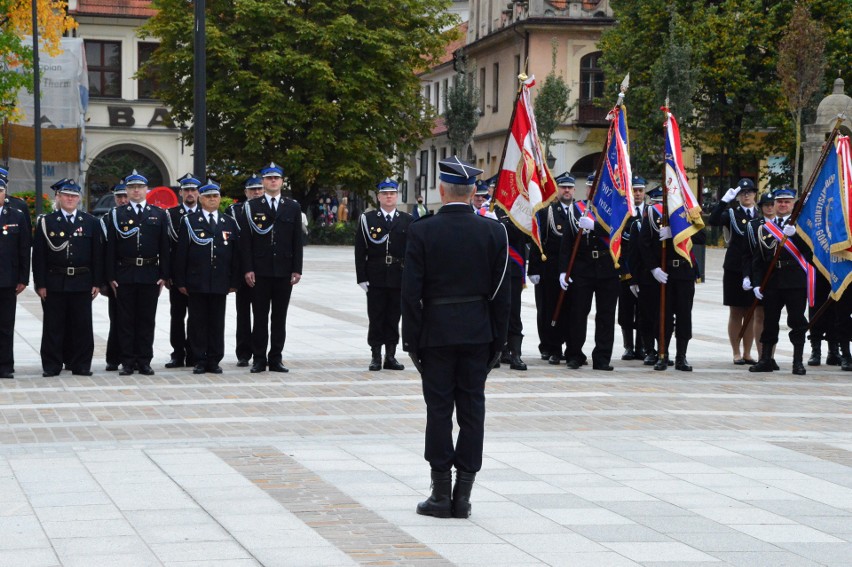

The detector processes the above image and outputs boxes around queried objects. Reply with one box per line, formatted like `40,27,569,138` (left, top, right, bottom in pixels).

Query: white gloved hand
529,274,541,285
629,284,639,298
722,187,741,203
658,226,672,240
754,286,763,300
651,267,669,284
559,273,572,290
578,216,595,231
782,224,796,237
742,276,752,291
358,282,369,293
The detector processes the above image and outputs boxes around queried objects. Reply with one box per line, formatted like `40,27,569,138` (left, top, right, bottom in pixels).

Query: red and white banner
493,76,557,253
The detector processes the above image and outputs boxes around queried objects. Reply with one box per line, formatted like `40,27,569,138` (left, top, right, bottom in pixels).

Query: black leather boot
749,345,774,372
621,329,635,360
841,341,852,371
416,470,452,518
507,336,527,371
635,331,646,360
452,470,476,519
383,345,405,370
653,353,669,371
792,343,806,375
675,340,692,371
826,342,841,366
807,338,821,366
369,347,382,371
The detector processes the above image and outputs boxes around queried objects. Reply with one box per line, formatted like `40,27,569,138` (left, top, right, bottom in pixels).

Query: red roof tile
73,0,157,18
437,22,468,66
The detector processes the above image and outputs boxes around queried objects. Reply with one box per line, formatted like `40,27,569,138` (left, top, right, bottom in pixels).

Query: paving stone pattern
0,246,849,566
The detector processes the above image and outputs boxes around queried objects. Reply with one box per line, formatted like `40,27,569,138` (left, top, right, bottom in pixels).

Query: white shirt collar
266,194,281,207
132,200,147,210
380,208,397,218
203,210,218,222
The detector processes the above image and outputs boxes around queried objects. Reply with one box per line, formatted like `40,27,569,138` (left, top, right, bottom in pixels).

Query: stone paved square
0,246,850,566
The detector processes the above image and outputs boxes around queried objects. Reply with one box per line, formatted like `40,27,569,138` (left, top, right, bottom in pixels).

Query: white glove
754,286,763,300
722,187,741,203
578,216,595,231
559,273,572,290
651,267,669,284
782,224,796,237
742,277,752,291
658,226,672,240
529,274,541,285
358,282,369,293
629,284,639,298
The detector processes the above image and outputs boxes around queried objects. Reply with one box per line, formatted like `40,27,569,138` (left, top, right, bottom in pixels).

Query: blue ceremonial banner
591,105,632,267
797,136,852,301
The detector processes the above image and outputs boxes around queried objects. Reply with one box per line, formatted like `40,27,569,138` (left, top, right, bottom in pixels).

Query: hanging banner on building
0,38,88,192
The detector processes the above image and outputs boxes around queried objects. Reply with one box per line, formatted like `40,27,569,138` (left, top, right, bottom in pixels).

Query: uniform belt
119,256,159,267
668,259,681,268
384,255,404,265
590,250,608,260
48,266,90,276
425,295,486,306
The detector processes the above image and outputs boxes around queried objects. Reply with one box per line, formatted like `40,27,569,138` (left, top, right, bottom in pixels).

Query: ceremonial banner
494,76,557,253
797,135,852,300
591,105,632,266
662,108,704,264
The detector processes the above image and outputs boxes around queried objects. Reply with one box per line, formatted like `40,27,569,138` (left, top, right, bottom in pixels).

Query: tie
746,209,752,220
208,213,215,227
66,214,73,224
270,197,277,213
136,204,143,217
635,206,640,217
385,213,392,225
776,217,783,227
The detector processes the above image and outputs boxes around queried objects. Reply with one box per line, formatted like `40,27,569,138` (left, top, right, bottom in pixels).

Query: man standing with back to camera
402,156,510,520
240,162,303,373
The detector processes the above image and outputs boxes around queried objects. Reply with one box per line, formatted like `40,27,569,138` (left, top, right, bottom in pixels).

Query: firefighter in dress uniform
32,180,103,377
742,191,779,369
164,173,202,369
105,170,171,376
226,174,265,366
174,180,241,374
528,172,576,364
100,183,128,371
748,187,809,375
0,177,30,379
402,156,510,519
355,178,412,371
617,176,648,361
493,202,529,371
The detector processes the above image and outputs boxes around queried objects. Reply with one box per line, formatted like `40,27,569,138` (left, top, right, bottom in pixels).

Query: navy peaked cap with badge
758,191,775,206
632,176,647,188
124,169,148,186
438,156,483,186
647,186,663,201
377,178,399,192
0,165,7,181
260,162,284,177
112,182,127,195
178,173,201,189
586,172,596,185
198,180,221,195
244,175,263,189
56,179,82,195
737,178,757,192
474,180,489,196
50,178,71,192
555,172,575,187
773,187,796,199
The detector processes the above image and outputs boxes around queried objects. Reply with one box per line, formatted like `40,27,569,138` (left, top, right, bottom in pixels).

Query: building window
479,67,486,115
424,84,431,107
580,51,605,101
431,147,438,188
492,62,499,112
442,78,449,110
434,81,440,111
85,40,122,98
137,42,160,100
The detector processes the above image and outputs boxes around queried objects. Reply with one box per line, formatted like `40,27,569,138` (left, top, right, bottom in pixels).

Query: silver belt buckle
66,267,75,276
591,250,599,259
135,257,144,267
672,259,680,267
385,255,393,265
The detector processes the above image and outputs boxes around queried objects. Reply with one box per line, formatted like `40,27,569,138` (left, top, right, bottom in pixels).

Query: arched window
579,51,604,102
86,145,168,205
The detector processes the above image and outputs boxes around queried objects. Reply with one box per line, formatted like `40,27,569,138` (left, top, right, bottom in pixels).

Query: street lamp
193,0,206,176
546,150,556,170
32,0,43,214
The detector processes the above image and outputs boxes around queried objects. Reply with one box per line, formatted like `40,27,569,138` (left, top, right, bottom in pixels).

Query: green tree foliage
141,0,456,202
443,61,480,155
599,0,850,194
777,2,825,190
534,39,573,156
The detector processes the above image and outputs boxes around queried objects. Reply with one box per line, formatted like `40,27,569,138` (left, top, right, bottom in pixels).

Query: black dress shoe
119,366,134,376
548,354,562,365
193,364,206,375
508,355,527,371
540,352,552,361
565,358,581,369
208,366,223,374
236,358,250,367
269,362,289,373
164,359,184,369
653,357,669,371
592,363,614,371
643,352,658,365
791,361,807,376
105,363,120,372
0,372,12,379
500,352,512,364
771,359,780,371
675,357,692,372
250,362,266,373
72,371,94,376
749,359,774,372
138,365,155,376
42,371,60,377
383,356,405,370
621,348,636,361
